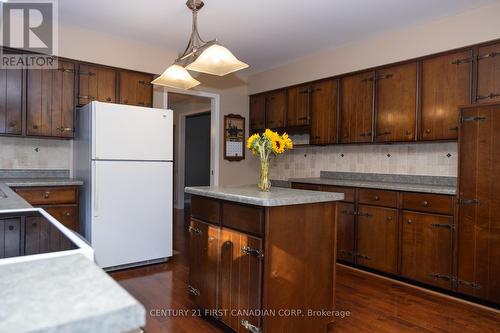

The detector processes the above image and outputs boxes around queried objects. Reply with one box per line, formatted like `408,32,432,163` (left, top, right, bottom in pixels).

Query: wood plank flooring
110,209,500,333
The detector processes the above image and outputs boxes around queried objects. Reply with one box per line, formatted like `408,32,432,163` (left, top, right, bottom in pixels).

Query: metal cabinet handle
56,127,73,132
187,285,200,296
421,200,430,207
406,219,413,224
476,93,500,101
242,246,264,259
188,226,202,236
373,195,380,201
65,212,71,217
376,131,391,137
241,320,261,333
43,191,50,199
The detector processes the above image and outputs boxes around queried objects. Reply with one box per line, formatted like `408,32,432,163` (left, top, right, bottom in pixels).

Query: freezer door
92,102,173,161
91,160,173,268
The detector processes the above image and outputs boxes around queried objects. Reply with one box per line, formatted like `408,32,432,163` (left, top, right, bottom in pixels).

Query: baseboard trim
336,263,500,314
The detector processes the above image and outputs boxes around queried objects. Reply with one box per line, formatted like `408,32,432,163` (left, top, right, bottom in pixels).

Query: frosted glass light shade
151,64,200,90
186,44,249,76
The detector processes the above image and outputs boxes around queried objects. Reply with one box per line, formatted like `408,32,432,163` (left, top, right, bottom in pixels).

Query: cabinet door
337,203,355,263
357,205,398,274
375,62,417,142
119,71,153,107
43,205,79,232
25,216,71,255
0,218,21,258
310,79,338,144
420,50,472,140
401,211,453,290
27,60,76,138
340,71,374,143
220,228,262,333
458,105,500,304
0,68,23,135
265,90,286,129
249,94,266,133
477,42,500,103
78,64,117,106
286,84,310,127
188,219,220,311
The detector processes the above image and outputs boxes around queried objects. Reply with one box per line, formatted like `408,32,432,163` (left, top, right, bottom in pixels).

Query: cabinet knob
406,219,413,224
65,212,71,217
8,225,14,231
425,128,432,134
43,191,50,199
405,129,412,136
386,216,393,222
32,222,37,227
106,97,111,102
32,124,38,129
421,201,430,207
373,195,380,201
8,121,16,128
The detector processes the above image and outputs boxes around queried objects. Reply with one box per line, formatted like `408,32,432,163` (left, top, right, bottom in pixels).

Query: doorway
167,92,214,209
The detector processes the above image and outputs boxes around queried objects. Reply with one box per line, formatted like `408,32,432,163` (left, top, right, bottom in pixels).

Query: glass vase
258,156,271,192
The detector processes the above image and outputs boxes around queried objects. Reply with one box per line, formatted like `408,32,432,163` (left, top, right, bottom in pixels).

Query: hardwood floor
110,209,500,333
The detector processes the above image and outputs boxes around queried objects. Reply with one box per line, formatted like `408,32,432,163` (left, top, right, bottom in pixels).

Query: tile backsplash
0,137,72,170
270,142,457,180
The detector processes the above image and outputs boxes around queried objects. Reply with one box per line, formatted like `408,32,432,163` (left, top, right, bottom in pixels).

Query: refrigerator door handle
93,161,99,218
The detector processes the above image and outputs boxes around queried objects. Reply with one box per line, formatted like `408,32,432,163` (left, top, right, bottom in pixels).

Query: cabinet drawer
322,185,355,202
358,188,397,208
222,202,263,236
291,182,322,191
191,196,220,225
402,192,454,215
43,205,79,232
15,187,78,205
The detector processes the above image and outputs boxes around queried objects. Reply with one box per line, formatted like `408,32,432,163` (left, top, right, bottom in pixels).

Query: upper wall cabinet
265,89,286,129
477,42,500,104
27,60,76,138
310,79,338,145
286,84,310,127
420,50,472,141
340,71,374,143
0,68,23,135
375,62,417,143
119,71,154,107
249,94,266,133
78,64,117,106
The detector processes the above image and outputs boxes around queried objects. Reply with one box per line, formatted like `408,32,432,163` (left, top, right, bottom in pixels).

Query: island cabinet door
401,212,453,290
188,219,220,311
219,227,262,333
356,205,398,274
0,218,21,258
337,202,356,263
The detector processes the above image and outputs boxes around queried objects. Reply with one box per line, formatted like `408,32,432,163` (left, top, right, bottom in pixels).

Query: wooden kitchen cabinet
0,67,23,135
78,64,117,106
219,227,262,332
337,202,356,263
265,89,286,129
457,102,500,304
27,60,76,138
340,71,374,143
356,205,398,274
476,42,500,104
310,79,338,144
401,211,454,290
420,50,472,140
286,84,310,128
119,70,154,107
375,62,417,142
249,94,266,133
188,218,220,312
0,218,21,258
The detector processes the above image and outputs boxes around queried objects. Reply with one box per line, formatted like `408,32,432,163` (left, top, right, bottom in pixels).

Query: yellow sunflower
271,136,286,154
281,133,293,149
247,133,260,149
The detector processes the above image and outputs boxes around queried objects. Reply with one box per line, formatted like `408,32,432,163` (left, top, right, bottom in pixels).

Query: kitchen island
185,185,344,333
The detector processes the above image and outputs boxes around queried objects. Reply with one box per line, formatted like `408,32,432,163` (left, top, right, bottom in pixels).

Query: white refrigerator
74,101,173,270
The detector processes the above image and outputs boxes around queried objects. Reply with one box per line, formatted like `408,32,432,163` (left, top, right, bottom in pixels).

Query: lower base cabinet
188,196,338,333
0,218,21,258
356,205,398,274
401,211,454,290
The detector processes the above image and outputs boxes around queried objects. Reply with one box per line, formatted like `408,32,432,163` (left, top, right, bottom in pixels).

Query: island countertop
185,184,344,207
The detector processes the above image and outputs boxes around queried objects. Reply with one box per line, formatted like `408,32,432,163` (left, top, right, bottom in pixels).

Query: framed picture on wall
224,114,245,161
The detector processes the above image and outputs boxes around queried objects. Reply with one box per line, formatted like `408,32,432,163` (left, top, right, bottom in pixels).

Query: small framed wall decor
224,114,245,161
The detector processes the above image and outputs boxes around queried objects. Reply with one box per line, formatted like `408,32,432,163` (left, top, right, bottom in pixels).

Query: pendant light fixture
152,0,249,89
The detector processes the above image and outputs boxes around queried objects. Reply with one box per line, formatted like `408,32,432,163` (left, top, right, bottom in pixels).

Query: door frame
155,87,220,209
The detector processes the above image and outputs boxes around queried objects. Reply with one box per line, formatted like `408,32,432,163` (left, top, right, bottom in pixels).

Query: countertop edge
288,178,457,195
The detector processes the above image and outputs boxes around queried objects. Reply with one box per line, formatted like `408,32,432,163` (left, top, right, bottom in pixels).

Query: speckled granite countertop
185,184,344,206
0,169,83,188
0,183,31,210
0,254,145,333
288,171,457,195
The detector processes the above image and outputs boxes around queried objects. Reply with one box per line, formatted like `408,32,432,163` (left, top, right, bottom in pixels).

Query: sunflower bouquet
247,129,293,191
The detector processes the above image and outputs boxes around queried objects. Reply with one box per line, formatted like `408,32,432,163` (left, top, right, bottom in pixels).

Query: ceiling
58,0,496,74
